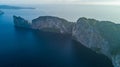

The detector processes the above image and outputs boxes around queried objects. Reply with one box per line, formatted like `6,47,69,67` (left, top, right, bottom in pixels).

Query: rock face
72,17,110,57
13,15,120,67
13,16,31,28
86,20,120,67
72,17,120,67
0,10,4,15
32,16,74,34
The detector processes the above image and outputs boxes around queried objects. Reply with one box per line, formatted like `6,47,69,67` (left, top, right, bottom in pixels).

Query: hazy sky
1,0,120,5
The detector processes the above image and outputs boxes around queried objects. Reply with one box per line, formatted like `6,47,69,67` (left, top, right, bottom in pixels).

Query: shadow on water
0,27,113,67
72,40,113,67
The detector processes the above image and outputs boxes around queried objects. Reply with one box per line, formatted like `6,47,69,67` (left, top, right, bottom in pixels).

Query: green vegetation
87,19,120,55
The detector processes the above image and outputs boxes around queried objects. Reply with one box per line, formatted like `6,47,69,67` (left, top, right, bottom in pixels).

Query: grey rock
32,16,74,34
13,16,120,67
88,20,120,67
13,16,31,28
72,17,110,57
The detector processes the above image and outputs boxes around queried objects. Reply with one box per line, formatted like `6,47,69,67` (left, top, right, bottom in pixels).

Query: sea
0,4,114,67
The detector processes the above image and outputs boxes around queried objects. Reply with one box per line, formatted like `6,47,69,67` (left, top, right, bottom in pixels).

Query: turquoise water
0,9,113,67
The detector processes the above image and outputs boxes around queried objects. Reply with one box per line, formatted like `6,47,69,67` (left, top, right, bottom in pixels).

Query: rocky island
0,5,35,9
13,15,120,67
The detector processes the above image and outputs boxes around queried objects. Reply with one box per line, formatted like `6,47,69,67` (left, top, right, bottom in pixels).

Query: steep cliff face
87,20,120,67
13,16,31,28
13,16,120,67
72,17,110,57
72,17,120,67
32,16,74,34
89,21,120,54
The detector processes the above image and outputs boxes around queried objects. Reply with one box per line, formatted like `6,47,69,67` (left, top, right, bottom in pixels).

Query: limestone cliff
72,17,110,57
32,16,74,34
72,17,120,67
85,20,120,67
13,16,31,28
13,15,120,67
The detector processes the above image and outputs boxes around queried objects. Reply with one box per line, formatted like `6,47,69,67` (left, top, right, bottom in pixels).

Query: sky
1,0,120,5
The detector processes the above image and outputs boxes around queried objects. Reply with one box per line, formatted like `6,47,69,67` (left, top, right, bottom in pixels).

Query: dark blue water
0,9,113,67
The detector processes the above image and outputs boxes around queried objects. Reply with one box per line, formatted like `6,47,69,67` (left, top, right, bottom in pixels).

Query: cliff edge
13,15,120,67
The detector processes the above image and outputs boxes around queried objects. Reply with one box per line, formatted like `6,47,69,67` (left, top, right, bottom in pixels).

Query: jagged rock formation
13,16,120,67
73,18,120,67
14,16,74,34
32,16,74,34
72,17,110,57
85,20,120,67
0,10,4,15
13,16,31,28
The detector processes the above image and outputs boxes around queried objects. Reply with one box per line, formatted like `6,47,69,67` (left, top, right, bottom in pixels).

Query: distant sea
0,5,113,67
10,4,120,23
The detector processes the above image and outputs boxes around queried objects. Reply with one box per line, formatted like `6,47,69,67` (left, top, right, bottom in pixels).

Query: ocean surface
0,7,113,67
16,4,120,23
